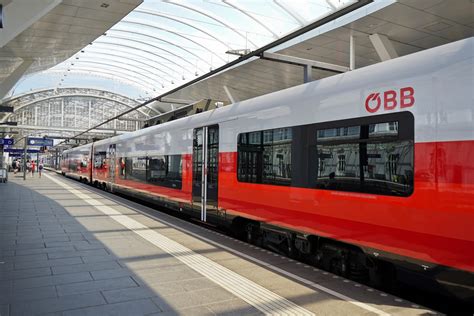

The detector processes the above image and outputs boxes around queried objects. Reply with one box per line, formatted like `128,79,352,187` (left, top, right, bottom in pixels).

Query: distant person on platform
26,160,31,174
31,160,36,177
38,161,44,178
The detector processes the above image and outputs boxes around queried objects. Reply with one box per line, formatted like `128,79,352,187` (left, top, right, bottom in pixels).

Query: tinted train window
93,151,107,168
147,155,182,189
238,127,292,186
124,157,147,183
315,120,413,196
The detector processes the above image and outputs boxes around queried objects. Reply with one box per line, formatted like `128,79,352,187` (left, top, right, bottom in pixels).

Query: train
61,37,474,302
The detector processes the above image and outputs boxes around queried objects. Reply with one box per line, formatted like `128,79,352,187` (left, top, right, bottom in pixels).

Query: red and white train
62,37,474,301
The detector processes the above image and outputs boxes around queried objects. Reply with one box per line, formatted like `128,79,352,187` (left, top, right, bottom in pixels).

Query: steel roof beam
134,9,232,51
273,0,307,26
109,28,212,67
103,34,203,73
83,47,177,80
163,0,259,49
49,68,158,95
75,56,167,83
92,41,187,78
55,65,158,92
261,52,350,73
69,59,165,86
121,19,227,63
222,0,279,39
369,33,398,61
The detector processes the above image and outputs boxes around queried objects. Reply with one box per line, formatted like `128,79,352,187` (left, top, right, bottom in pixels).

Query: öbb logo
365,87,415,113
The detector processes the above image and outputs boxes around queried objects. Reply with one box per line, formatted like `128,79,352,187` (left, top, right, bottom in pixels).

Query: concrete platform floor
0,171,438,316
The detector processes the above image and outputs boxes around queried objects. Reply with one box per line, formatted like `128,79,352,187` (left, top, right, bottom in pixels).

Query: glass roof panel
11,0,356,102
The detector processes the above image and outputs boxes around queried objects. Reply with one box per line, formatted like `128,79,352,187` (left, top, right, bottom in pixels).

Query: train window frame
237,127,293,186
310,112,414,197
235,112,414,196
147,154,183,190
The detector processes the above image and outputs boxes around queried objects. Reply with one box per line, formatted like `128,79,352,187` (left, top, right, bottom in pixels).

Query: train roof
64,36,473,154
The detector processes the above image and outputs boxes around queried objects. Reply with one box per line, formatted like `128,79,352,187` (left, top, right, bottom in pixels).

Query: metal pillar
223,85,236,103
350,33,355,70
303,65,312,83
369,33,398,61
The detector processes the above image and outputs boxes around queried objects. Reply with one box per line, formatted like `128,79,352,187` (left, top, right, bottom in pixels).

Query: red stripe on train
218,140,474,272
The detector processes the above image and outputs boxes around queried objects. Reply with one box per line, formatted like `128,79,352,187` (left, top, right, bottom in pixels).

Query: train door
108,144,116,191
192,125,219,222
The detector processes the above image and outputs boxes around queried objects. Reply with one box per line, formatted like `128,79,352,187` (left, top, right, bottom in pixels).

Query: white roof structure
3,0,357,103
0,0,473,143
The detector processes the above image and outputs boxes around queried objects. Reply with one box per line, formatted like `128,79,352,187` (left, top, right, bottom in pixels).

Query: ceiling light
171,80,175,84
182,75,185,80
100,3,110,8
195,71,198,76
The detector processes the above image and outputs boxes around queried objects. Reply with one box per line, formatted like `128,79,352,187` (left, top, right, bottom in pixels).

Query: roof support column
350,32,355,70
223,85,237,104
0,59,33,100
369,33,398,61
303,65,312,83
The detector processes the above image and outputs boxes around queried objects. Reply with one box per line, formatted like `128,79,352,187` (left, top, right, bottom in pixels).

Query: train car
62,37,474,301
60,142,92,182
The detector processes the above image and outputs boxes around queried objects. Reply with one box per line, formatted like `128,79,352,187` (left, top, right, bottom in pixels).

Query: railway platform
0,171,437,316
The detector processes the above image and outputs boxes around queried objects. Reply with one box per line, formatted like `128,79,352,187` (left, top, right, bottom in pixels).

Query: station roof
1,0,473,142
3,0,358,107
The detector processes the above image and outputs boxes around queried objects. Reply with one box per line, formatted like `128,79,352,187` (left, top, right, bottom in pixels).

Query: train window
238,127,292,186
315,119,413,196
147,155,182,189
126,157,147,183
93,151,107,169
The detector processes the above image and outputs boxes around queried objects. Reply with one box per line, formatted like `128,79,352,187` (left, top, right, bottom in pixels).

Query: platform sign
0,138,14,146
5,148,39,153
27,137,53,147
